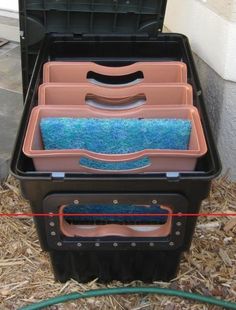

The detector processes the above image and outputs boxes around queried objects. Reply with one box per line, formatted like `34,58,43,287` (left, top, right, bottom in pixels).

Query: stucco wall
0,0,18,12
193,54,236,179
165,0,236,82
165,0,236,179
198,0,236,22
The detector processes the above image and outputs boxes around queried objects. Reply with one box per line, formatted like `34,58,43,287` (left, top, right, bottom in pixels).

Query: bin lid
21,0,168,46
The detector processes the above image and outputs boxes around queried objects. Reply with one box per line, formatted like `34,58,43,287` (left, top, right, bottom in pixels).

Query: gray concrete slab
0,87,23,180
0,44,22,93
0,41,18,57
0,40,22,181
0,15,19,27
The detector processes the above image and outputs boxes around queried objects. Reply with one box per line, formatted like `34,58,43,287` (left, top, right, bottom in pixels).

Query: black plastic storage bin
12,0,221,283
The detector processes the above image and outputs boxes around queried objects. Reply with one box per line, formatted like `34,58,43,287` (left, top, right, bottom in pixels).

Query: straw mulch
0,176,236,310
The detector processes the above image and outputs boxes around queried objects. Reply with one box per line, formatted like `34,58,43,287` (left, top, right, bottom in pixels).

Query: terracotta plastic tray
43,61,188,85
38,83,193,107
23,105,207,173
59,205,172,238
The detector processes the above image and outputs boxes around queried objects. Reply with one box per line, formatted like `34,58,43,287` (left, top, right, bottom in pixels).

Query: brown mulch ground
0,176,236,310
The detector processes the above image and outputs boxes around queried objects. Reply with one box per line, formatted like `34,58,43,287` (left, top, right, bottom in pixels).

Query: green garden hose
20,287,236,310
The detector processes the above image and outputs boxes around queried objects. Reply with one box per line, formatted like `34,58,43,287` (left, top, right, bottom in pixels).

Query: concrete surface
0,41,23,181
0,13,20,42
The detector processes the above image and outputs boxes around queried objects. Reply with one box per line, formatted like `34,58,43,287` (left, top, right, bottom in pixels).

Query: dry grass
0,176,236,310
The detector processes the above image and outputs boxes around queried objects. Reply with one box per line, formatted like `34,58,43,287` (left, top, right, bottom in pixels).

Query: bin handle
39,83,149,108
43,61,188,84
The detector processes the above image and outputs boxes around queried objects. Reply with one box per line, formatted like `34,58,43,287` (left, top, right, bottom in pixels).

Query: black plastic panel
43,193,187,250
50,250,183,283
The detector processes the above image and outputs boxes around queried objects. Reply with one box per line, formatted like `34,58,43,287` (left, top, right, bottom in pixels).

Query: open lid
20,0,168,46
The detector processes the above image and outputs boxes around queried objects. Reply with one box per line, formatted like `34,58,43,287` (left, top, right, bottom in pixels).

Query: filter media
40,118,192,152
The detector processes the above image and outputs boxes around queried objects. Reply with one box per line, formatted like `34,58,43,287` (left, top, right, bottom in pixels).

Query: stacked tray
23,61,207,173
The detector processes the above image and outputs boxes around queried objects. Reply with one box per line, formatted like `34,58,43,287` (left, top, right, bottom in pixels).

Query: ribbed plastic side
50,250,182,283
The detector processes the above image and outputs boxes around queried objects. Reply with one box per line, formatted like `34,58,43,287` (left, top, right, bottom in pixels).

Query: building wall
165,0,236,179
193,54,236,179
0,0,18,12
200,0,236,22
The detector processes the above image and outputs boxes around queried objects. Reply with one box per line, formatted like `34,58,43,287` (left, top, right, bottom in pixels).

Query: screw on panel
49,222,55,227
169,242,175,247
113,200,118,204
77,243,82,247
74,200,79,204
95,243,100,247
131,242,136,247
49,212,54,217
51,231,56,236
57,242,62,247
175,231,181,236
152,200,158,204
113,243,118,247
176,221,182,227
149,242,155,247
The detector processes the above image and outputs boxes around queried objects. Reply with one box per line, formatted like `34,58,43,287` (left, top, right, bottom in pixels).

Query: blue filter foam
63,204,169,223
40,118,192,170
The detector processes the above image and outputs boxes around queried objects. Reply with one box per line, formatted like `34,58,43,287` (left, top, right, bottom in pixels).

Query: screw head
49,222,55,227
74,200,79,205
149,242,155,247
152,200,158,204
113,200,118,204
131,242,136,247
95,242,100,247
176,221,182,227
113,243,118,247
51,231,56,236
77,243,82,247
57,242,62,247
169,242,175,247
175,231,181,236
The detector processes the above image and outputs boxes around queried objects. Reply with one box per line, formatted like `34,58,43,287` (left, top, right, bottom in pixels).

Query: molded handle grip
43,61,188,84
38,83,193,108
